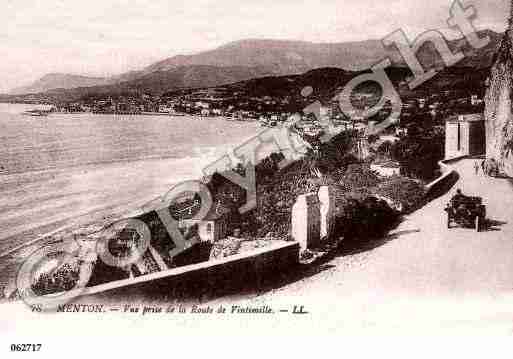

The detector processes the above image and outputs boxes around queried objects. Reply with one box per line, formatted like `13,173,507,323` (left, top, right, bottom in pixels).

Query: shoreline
0,153,224,250
0,108,261,178
0,105,427,304
0,107,262,264
24,109,259,123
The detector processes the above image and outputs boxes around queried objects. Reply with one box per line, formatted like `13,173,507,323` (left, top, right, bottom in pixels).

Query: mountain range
9,73,112,95
6,29,503,97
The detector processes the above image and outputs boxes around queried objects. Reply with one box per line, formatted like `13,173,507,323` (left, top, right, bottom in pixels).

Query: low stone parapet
76,241,300,301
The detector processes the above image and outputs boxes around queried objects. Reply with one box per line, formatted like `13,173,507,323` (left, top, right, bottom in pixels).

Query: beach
0,104,261,294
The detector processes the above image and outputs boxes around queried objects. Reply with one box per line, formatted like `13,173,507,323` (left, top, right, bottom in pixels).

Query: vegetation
375,176,426,213
388,125,445,181
26,126,432,296
203,130,425,243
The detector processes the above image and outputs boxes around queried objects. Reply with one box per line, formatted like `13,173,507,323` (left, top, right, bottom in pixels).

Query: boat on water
23,109,50,117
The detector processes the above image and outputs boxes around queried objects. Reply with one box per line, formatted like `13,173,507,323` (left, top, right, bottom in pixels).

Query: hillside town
15,72,486,145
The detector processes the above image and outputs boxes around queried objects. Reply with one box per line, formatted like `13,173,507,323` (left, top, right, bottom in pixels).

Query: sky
0,0,509,93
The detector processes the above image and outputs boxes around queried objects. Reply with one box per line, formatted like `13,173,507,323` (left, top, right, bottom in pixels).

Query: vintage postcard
1,0,513,354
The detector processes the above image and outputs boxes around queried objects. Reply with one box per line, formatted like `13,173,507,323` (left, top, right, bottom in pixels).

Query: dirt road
221,159,513,333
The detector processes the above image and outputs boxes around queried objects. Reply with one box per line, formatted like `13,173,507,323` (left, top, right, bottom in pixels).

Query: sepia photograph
1,0,513,354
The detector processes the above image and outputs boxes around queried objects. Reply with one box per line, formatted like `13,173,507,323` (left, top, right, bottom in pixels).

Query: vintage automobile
445,192,486,232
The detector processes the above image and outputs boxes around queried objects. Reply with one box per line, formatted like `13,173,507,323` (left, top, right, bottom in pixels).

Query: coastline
0,107,263,295
0,106,427,304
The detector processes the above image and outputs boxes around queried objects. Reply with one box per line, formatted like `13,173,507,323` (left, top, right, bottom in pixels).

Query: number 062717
10,344,42,352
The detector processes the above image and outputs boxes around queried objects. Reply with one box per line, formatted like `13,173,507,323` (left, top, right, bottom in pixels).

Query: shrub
390,131,444,181
339,164,380,192
374,176,426,213
332,194,398,241
312,131,356,173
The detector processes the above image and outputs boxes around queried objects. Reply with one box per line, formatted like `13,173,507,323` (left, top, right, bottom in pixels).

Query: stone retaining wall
75,241,300,301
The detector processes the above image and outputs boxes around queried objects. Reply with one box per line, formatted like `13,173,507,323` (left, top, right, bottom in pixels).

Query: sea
0,103,261,296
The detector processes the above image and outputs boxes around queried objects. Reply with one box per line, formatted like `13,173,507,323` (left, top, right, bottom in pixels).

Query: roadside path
224,159,513,333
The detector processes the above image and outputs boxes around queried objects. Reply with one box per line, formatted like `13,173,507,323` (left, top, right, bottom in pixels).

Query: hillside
2,65,275,102
114,65,273,93
144,30,501,74
3,29,502,101
166,65,489,106
0,64,491,108
484,29,513,177
9,73,112,95
143,39,395,75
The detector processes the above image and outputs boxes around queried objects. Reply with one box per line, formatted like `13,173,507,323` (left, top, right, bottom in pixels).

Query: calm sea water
0,103,260,293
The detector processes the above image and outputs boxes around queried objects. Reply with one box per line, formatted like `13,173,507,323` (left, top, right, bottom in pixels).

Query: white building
445,114,485,159
471,95,483,106
159,105,174,113
179,205,228,243
195,101,210,109
370,161,401,177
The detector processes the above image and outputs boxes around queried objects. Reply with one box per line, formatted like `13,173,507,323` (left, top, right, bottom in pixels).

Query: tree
390,130,443,180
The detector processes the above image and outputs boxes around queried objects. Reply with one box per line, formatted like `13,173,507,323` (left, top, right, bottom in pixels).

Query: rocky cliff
484,30,513,177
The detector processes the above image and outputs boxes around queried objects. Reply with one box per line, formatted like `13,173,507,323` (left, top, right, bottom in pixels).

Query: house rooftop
446,113,484,123
372,160,400,168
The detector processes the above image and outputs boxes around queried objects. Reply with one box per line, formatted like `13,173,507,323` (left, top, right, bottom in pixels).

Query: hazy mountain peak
9,73,111,95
